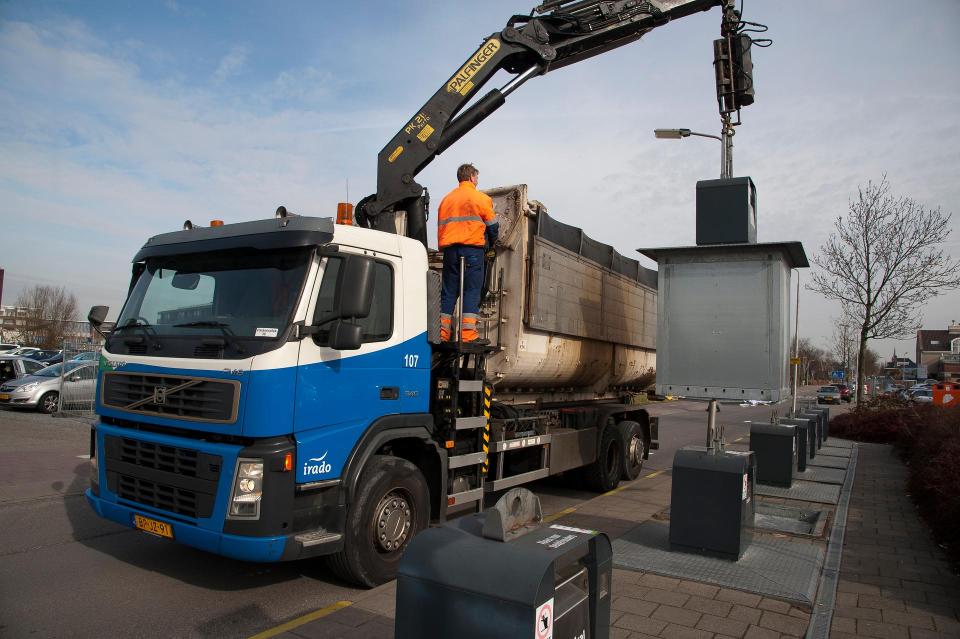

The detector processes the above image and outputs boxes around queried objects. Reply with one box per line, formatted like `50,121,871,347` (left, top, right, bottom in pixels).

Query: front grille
105,435,220,519
117,474,200,517
101,372,239,423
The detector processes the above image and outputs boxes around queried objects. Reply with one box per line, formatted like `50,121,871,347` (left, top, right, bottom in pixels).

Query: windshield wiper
115,318,161,350
173,321,246,354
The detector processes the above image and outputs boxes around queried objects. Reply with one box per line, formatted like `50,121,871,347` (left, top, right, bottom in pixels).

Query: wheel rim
43,395,58,412
374,490,413,554
628,433,644,467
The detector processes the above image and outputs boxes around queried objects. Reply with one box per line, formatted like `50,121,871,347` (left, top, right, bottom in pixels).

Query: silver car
0,361,97,413
817,385,842,404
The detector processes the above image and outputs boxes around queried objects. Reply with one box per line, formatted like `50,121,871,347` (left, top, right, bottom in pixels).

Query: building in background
916,321,960,382
0,305,102,348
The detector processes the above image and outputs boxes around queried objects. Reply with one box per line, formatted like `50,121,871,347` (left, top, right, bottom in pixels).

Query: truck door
293,251,404,484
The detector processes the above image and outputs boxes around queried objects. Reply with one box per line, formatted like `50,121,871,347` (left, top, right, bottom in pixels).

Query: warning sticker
742,473,749,501
255,327,279,337
535,598,554,639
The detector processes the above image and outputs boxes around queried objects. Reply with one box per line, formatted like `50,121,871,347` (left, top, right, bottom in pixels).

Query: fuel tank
478,185,657,402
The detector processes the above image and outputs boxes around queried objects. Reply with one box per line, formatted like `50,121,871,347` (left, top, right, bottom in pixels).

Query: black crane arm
357,0,728,243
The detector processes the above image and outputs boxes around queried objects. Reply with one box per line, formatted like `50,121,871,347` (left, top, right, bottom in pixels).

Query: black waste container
670,447,755,559
396,489,612,639
778,417,811,472
796,411,819,459
748,422,796,487
800,403,829,447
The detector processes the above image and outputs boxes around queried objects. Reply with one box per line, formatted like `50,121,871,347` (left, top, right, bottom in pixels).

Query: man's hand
485,248,497,259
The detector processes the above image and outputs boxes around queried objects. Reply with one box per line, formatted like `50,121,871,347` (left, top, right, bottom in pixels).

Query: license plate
133,514,174,539
0,393,9,401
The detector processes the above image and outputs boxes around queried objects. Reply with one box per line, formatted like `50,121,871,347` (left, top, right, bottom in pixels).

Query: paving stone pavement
268,439,959,639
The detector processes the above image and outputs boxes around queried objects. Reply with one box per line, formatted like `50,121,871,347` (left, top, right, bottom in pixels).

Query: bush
831,402,960,566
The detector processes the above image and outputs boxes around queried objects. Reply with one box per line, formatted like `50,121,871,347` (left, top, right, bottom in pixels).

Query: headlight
17,382,39,392
228,458,264,519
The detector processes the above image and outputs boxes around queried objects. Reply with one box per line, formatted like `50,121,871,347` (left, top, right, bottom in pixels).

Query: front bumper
0,388,41,408
88,422,347,562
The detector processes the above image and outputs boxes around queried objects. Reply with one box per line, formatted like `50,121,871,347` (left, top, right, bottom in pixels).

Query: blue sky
1,0,959,361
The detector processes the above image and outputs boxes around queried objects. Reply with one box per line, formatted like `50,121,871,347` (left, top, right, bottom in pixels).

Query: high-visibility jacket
437,181,496,248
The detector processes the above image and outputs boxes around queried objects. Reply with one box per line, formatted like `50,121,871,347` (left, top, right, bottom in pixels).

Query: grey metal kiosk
396,489,612,639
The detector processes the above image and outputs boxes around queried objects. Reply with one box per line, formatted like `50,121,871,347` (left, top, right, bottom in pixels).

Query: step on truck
85,0,762,585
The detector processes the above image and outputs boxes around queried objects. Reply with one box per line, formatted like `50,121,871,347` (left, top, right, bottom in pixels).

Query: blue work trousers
440,245,484,317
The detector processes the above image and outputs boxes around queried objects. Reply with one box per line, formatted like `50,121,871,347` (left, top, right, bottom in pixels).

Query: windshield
819,386,837,392
35,361,86,378
116,248,310,339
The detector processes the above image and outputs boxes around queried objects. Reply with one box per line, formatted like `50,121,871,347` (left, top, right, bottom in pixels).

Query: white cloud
212,45,247,84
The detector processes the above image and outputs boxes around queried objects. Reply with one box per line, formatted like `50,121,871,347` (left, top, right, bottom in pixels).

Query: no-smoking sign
535,597,554,639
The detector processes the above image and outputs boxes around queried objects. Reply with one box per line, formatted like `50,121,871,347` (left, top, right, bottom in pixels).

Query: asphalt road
0,389,829,639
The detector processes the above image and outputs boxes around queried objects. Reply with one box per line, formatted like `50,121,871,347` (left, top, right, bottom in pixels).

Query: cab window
312,257,393,345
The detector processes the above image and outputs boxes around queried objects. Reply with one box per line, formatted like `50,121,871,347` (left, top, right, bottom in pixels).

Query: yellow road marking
543,468,666,522
247,600,353,639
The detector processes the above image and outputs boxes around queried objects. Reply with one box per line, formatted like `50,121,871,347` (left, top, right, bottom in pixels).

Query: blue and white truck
85,184,659,586
84,0,753,585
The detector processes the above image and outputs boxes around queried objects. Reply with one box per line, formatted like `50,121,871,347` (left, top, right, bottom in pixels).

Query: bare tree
808,177,960,406
13,285,78,349
796,337,830,384
829,317,857,381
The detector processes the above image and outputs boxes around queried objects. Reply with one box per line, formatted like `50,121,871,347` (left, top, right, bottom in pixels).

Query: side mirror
88,306,109,328
328,319,363,350
334,255,375,319
69,374,81,383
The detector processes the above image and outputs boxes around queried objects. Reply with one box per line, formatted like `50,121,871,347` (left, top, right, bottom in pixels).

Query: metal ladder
433,343,493,513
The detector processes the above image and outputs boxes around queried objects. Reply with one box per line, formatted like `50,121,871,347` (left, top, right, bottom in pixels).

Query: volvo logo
153,387,167,405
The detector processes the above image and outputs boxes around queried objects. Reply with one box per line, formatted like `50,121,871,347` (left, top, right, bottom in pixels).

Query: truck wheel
617,420,646,481
326,455,429,588
39,392,59,414
583,426,622,493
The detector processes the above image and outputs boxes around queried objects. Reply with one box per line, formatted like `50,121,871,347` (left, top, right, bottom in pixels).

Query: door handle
380,387,399,400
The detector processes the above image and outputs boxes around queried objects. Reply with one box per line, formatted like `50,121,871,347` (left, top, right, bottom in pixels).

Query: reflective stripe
462,313,480,320
438,215,484,226
484,219,497,226
440,314,452,323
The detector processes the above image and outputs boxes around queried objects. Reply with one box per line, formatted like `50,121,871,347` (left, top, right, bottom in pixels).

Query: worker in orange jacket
438,163,499,342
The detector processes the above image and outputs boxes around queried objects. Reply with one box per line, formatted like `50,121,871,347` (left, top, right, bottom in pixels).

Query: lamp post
654,127,732,178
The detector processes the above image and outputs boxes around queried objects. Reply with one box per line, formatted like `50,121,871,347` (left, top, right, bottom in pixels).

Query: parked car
0,361,97,413
910,389,934,404
0,343,19,353
0,356,48,386
70,351,98,362
32,350,64,366
9,347,41,357
836,384,854,403
817,385,842,404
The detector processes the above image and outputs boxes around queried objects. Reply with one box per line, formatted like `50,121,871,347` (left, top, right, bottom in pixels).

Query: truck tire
617,420,646,481
583,426,622,493
326,455,430,588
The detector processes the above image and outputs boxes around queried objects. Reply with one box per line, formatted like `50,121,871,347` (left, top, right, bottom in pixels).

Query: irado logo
303,452,332,476
447,38,500,95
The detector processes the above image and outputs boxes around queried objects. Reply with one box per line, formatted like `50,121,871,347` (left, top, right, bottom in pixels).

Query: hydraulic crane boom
356,0,733,244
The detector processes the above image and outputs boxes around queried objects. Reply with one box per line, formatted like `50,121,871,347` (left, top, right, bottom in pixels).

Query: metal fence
54,339,100,422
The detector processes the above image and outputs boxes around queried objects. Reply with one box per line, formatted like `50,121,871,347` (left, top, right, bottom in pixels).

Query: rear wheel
617,420,646,481
583,426,622,492
39,392,59,414
326,455,429,587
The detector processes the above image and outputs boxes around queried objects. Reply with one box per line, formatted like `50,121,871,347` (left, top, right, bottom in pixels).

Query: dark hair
457,163,478,183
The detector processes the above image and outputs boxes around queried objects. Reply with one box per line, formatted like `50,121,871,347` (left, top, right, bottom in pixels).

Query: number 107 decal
403,354,420,368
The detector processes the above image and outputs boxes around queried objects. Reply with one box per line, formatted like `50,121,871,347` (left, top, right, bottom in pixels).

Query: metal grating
755,480,841,505
822,438,854,448
795,466,847,485
753,504,826,537
102,372,239,423
117,474,200,518
808,456,849,470
818,446,852,458
613,520,824,606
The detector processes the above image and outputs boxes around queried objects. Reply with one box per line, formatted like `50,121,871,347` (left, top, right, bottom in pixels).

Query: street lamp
653,127,731,178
